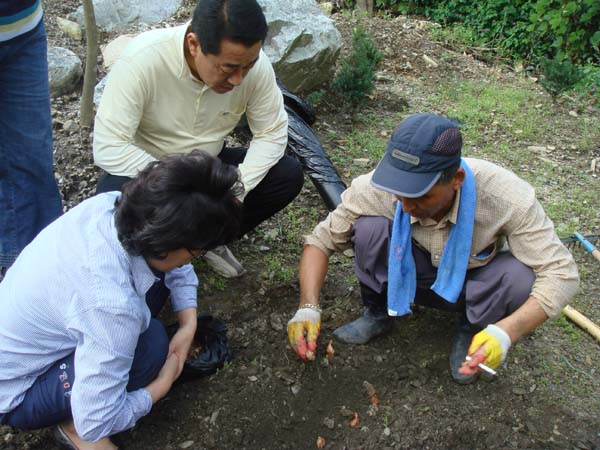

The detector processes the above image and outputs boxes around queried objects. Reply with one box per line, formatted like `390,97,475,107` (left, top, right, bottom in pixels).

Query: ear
186,32,201,58
451,168,465,191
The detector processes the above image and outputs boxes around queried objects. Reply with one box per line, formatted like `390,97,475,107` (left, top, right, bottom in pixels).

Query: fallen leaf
326,340,335,362
349,412,360,428
316,436,326,448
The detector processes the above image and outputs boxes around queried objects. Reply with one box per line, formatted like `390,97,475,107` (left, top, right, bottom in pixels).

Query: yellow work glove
287,306,321,361
467,324,512,370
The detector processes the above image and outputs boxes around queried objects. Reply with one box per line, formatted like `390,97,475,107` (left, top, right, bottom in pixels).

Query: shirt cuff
130,388,153,419
303,235,334,257
170,285,198,312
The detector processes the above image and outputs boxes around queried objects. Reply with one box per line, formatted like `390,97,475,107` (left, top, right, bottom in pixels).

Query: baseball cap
371,113,462,198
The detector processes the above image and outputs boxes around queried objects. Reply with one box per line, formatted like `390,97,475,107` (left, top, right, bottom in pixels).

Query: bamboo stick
563,305,600,343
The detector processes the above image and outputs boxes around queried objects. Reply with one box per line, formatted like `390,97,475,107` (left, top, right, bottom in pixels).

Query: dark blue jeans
0,20,63,270
0,318,169,429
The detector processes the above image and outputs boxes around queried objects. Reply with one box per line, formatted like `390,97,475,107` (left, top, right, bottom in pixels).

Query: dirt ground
1,1,599,449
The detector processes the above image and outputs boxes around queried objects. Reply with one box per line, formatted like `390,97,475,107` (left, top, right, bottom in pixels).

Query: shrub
332,27,383,106
539,55,583,98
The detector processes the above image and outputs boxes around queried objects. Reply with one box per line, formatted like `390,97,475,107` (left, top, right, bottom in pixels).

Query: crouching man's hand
287,305,321,361
460,324,512,375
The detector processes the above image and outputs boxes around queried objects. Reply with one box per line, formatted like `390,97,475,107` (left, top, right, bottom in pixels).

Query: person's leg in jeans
0,319,169,430
0,21,63,275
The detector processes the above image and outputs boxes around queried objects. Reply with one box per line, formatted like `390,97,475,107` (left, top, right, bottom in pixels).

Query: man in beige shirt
93,0,303,278
287,113,579,384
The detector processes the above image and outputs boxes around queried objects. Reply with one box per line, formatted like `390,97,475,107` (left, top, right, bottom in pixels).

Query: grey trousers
352,216,535,328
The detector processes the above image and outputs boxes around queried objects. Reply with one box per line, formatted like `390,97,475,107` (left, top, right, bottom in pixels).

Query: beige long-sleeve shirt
93,23,288,195
306,158,579,319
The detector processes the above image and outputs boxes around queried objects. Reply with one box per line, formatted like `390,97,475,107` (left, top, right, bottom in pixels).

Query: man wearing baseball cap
287,113,579,383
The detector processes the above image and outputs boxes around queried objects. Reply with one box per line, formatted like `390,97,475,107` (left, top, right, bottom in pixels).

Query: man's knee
353,216,392,255
466,252,535,326
278,155,304,198
352,216,392,292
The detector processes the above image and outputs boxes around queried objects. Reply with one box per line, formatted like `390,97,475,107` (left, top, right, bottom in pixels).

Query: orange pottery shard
349,412,360,428
371,393,380,405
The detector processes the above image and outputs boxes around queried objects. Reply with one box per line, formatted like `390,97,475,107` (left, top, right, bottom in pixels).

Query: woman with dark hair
0,150,242,450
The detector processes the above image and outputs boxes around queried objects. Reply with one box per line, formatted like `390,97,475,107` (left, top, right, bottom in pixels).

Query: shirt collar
410,188,461,228
129,255,160,297
177,21,203,84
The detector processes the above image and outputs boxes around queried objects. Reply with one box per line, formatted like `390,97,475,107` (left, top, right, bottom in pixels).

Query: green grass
424,80,600,234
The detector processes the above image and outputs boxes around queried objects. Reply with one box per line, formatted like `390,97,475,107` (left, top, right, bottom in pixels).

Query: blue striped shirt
0,0,43,42
0,192,198,441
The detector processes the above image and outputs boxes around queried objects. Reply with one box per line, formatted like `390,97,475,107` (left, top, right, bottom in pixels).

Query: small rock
363,380,376,397
512,387,527,396
291,384,301,395
269,313,284,331
527,146,547,152
179,440,194,449
258,245,270,252
319,1,333,16
383,427,391,436
353,158,370,167
56,17,82,41
422,54,439,68
63,119,79,132
263,228,278,240
568,110,578,117
323,417,335,429
340,406,354,417
248,375,258,382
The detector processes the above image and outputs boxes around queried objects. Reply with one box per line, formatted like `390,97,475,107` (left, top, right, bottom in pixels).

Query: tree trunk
356,0,373,15
80,0,98,129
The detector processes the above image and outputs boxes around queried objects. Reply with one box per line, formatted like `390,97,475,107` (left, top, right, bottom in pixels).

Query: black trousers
96,147,304,236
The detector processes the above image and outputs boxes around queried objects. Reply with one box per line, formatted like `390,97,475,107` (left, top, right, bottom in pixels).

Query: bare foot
59,420,118,450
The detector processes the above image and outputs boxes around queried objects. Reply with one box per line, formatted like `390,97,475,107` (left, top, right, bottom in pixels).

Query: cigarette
465,355,497,376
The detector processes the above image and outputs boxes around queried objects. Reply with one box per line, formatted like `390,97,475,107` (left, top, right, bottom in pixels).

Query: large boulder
259,0,341,93
47,47,82,97
71,0,184,33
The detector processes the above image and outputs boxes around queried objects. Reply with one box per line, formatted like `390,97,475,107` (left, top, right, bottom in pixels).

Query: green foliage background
368,0,600,64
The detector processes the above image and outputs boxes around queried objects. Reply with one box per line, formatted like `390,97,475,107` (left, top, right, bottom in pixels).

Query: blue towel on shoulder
387,159,476,316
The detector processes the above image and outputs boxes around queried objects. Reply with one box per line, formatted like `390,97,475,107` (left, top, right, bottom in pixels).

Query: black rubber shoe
332,308,392,344
449,315,481,384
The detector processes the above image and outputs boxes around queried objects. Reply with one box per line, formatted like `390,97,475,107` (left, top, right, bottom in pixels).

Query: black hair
191,0,268,55
436,161,461,185
114,150,243,259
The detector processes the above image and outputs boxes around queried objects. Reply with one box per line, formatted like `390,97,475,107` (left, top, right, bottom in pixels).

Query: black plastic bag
167,313,233,382
278,81,347,211
236,81,347,211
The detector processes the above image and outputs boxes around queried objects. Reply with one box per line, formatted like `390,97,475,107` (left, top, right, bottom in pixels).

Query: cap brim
371,153,441,198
